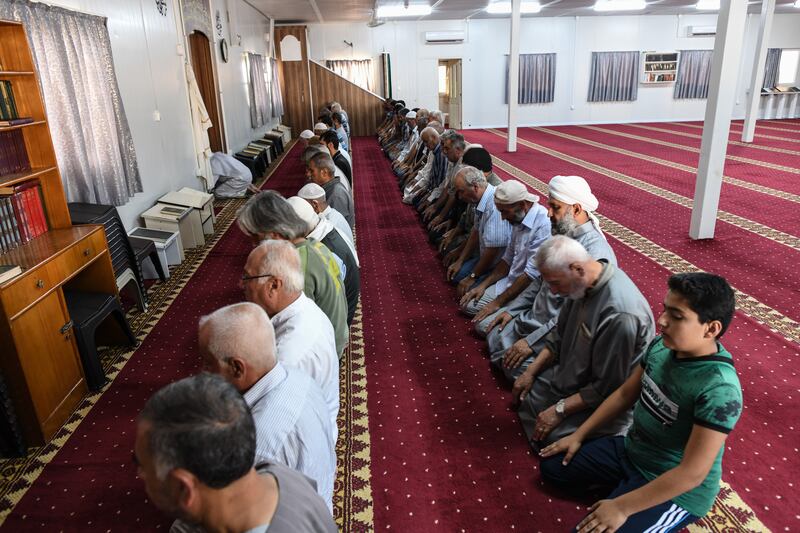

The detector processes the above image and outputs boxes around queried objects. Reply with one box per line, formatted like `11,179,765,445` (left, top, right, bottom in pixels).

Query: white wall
307,13,800,129
45,0,274,229
209,0,279,153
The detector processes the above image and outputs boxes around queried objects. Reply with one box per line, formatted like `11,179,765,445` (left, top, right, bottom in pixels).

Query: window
438,65,448,95
777,49,799,85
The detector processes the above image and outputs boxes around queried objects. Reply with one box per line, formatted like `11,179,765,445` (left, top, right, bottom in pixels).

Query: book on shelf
0,264,22,284
0,117,34,127
0,128,31,175
0,180,48,252
0,80,20,120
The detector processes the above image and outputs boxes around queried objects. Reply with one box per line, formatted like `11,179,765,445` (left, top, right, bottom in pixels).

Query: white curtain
269,57,284,117
505,53,556,104
0,0,141,206
762,48,782,89
326,59,374,92
674,50,713,100
587,51,639,103
247,52,270,128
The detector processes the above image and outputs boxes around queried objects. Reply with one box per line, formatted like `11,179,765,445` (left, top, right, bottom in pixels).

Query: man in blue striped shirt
198,303,336,512
461,180,551,328
448,166,512,293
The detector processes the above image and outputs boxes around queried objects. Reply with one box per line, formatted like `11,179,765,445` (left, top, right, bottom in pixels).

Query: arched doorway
188,31,226,153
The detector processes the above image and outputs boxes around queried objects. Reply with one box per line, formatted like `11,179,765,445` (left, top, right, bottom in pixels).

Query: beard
551,210,579,236
509,207,527,225
566,279,587,300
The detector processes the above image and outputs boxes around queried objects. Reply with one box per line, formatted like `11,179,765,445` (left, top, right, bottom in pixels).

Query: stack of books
0,128,30,175
0,180,48,252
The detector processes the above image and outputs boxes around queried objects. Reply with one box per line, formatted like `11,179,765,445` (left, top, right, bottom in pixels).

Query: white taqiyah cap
297,183,326,200
287,196,320,231
300,129,314,139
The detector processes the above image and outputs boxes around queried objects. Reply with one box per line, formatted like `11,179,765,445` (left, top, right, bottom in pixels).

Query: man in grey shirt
511,236,654,448
309,151,354,229
135,373,336,533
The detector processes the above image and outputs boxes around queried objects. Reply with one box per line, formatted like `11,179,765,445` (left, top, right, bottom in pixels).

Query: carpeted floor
1,121,798,532
461,123,799,532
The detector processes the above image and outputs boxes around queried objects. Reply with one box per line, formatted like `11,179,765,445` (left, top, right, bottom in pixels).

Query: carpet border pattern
485,152,770,533
486,128,800,254
627,123,800,157
333,303,375,531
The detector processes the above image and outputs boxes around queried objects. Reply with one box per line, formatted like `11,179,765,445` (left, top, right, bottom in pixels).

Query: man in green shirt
540,272,741,532
239,191,348,357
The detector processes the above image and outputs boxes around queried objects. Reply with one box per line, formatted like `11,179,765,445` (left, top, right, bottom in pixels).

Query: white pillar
689,0,748,240
741,0,775,143
506,0,521,152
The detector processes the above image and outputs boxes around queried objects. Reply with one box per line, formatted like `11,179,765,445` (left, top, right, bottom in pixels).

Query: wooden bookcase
0,20,118,450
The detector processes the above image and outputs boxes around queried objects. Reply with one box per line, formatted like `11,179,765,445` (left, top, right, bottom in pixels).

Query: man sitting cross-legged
539,273,741,533
135,372,337,532
242,240,340,438
198,303,336,511
512,236,654,447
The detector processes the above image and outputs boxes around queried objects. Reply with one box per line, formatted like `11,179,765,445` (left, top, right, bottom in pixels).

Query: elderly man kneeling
513,236,654,448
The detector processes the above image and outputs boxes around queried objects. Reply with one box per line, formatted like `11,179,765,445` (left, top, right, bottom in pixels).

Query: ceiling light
794,0,799,7
593,0,647,11
376,4,433,17
695,0,719,10
485,1,543,14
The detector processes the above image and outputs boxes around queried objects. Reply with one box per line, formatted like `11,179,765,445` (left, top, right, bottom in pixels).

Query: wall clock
220,39,229,63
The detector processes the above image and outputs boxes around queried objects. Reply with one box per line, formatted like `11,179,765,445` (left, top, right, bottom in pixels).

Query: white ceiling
245,0,800,23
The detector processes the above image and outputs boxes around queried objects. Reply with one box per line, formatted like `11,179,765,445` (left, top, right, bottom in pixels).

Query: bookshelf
0,20,118,452
641,51,679,84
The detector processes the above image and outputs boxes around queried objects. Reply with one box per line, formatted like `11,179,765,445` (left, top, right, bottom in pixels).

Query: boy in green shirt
540,272,741,532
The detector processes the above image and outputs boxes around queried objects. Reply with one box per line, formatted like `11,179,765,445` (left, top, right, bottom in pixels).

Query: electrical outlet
153,110,161,122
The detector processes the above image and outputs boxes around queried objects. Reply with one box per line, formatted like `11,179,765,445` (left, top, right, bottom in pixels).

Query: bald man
243,241,339,437
198,302,336,510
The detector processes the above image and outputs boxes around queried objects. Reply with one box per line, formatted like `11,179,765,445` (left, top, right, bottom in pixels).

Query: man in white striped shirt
198,303,336,511
243,239,340,437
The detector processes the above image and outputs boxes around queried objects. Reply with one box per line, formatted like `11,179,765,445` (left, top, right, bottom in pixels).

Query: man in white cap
299,129,315,149
393,110,418,168
287,196,360,326
459,180,550,320
298,182,355,250
484,175,617,382
314,122,329,137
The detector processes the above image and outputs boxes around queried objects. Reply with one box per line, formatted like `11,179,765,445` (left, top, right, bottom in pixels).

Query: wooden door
189,31,226,153
10,289,86,442
275,26,313,137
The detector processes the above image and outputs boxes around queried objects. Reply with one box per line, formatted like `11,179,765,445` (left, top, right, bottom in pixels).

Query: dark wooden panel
275,26,313,137
189,31,226,153
309,61,385,137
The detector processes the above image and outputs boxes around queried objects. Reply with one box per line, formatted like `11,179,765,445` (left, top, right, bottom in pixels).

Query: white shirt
322,205,354,246
272,293,340,437
334,165,351,193
243,362,336,512
497,203,550,294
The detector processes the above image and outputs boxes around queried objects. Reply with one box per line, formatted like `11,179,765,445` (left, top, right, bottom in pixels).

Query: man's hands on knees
532,405,563,443
576,499,628,533
540,434,583,466
511,371,534,403
503,339,533,369
486,311,513,333
472,299,500,323
459,286,484,307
